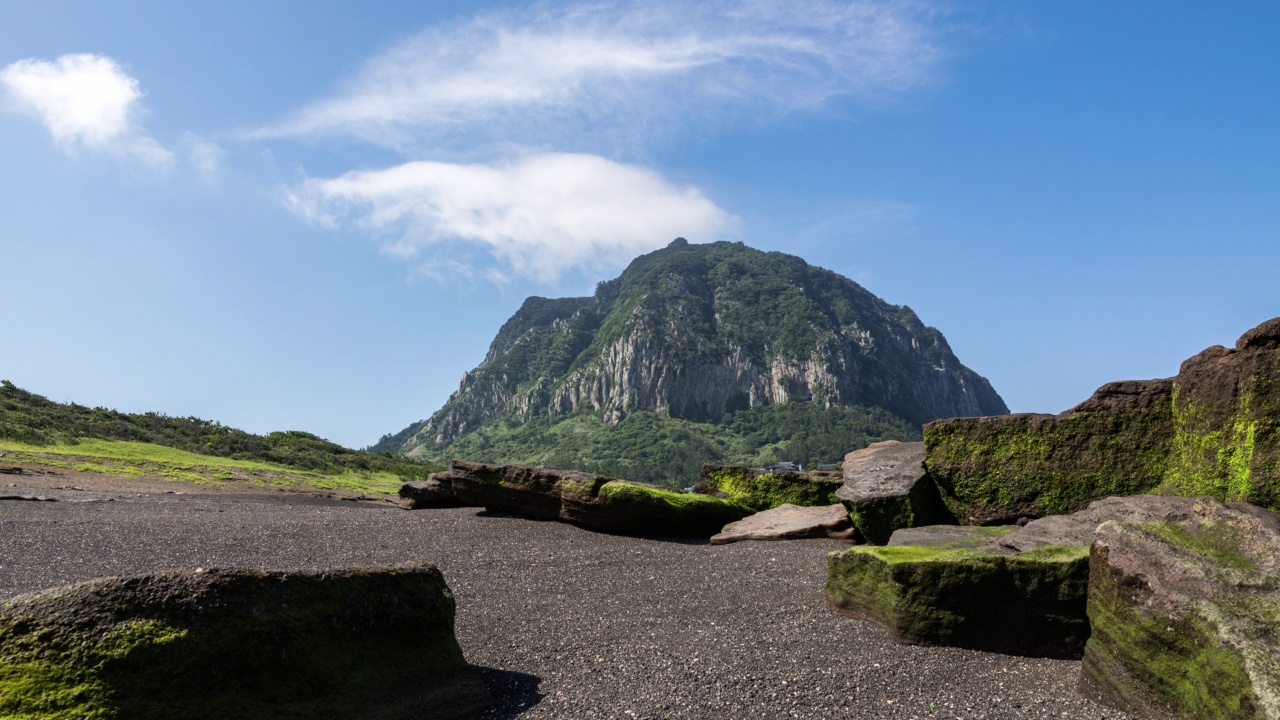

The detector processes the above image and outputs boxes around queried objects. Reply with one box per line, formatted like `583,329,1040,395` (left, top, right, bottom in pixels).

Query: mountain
375,239,1007,485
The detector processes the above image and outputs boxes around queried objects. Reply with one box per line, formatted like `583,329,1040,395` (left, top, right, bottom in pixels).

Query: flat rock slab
710,503,857,545
988,494,1196,554
836,441,949,545
694,464,843,512
1081,497,1280,719
826,543,1091,658
451,460,749,537
399,472,462,509
0,564,491,720
888,524,1015,549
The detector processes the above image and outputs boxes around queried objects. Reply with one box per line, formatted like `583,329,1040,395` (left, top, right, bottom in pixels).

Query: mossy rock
925,318,1280,524
0,565,490,720
825,544,1091,658
694,463,843,512
453,460,750,536
1080,499,1280,719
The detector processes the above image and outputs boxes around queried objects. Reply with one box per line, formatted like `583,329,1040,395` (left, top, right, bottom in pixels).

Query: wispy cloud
288,152,732,282
262,0,946,152
0,53,172,167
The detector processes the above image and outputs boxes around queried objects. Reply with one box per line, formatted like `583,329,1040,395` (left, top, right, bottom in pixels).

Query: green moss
827,543,1091,657
1084,541,1260,718
1163,386,1259,503
588,481,750,535
1139,520,1257,574
0,568,485,720
700,466,840,512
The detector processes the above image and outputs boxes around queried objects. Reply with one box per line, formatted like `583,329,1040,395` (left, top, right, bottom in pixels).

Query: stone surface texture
1080,498,1280,720
710,503,857,545
450,459,749,536
989,494,1199,554
836,440,951,544
398,472,460,509
694,463,843,512
0,564,490,720
888,524,1015,549
925,317,1280,525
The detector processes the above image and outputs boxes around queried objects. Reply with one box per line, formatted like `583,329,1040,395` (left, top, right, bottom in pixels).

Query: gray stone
836,440,949,544
1080,497,1280,719
888,524,1016,549
399,472,460,509
0,564,491,719
710,503,857,545
987,494,1196,554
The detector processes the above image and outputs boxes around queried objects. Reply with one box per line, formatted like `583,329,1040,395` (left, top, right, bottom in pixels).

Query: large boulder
398,471,461,509
926,318,1280,525
826,543,1091,658
831,495,1205,659
0,564,490,720
710,503,857,545
693,463,843,512
836,441,951,545
451,460,750,536
1080,498,1280,719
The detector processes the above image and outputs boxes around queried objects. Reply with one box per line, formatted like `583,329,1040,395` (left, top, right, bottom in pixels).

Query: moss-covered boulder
836,441,953,544
0,564,490,720
887,524,1016,549
826,543,1091,658
693,463,843,512
926,317,1280,525
1080,499,1280,719
451,459,751,536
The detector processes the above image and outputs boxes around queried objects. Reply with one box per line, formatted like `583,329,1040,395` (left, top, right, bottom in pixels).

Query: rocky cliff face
378,239,1007,456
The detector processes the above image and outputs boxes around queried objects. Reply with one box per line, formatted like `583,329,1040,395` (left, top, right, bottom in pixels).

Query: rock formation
926,317,1280,525
1081,498,1280,719
399,472,460,508
836,440,951,544
449,460,750,536
0,564,490,719
693,463,843,512
375,240,1007,480
710,503,857,545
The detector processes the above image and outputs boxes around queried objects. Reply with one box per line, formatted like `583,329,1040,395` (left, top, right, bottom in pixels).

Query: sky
2,1,1277,448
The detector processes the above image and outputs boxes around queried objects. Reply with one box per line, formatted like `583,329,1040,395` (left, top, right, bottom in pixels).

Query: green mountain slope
376,240,1007,486
0,380,438,481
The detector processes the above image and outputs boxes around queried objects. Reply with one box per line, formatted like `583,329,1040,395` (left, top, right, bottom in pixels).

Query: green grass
0,439,406,496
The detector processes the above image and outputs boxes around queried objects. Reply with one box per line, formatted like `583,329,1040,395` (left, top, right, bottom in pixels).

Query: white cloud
289,152,732,282
263,0,945,151
183,135,225,184
0,53,172,166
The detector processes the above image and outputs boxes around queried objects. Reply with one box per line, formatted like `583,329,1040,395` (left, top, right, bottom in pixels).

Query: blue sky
2,1,1277,448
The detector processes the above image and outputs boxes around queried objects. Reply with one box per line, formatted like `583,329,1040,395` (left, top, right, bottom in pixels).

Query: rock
710,503,857,545
925,317,1280,525
826,543,1091,658
989,494,1196,554
836,441,951,545
1080,498,1280,719
399,472,461,509
888,524,1016,549
450,460,750,536
694,463,844,512
0,564,491,720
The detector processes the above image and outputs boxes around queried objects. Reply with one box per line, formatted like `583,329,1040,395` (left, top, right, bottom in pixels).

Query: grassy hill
0,381,441,495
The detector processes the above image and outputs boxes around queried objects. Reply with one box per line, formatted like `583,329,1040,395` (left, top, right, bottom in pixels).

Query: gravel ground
0,486,1139,720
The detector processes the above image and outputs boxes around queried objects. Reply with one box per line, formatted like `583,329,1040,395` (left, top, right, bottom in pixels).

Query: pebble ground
0,486,1139,719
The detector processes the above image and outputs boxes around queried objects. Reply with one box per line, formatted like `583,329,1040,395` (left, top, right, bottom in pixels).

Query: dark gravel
0,487,1139,719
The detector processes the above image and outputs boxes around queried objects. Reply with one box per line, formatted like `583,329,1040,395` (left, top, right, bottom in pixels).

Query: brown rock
988,494,1197,554
836,441,950,544
398,472,461,509
710,503,857,545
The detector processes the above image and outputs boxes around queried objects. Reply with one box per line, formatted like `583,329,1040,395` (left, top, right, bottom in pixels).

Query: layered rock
926,317,1280,525
1080,498,1280,719
399,472,460,509
377,240,1007,458
450,460,749,536
710,503,857,545
826,543,1091,658
693,463,843,512
0,564,490,720
836,440,951,544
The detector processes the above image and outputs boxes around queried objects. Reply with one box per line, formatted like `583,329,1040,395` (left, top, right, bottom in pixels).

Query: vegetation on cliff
378,240,1006,485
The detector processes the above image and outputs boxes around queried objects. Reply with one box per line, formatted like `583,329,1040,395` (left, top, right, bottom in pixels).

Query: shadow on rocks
471,666,544,718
